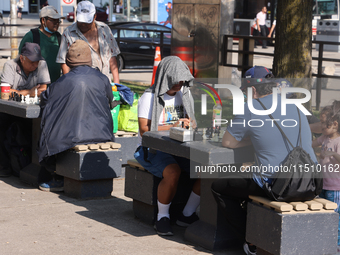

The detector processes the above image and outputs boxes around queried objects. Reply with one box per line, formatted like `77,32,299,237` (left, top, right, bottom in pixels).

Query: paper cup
1,83,10,100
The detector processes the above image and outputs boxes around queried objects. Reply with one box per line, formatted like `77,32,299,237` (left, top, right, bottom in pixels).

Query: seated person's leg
134,147,187,235
0,113,13,176
39,155,64,192
211,175,266,242
173,156,200,226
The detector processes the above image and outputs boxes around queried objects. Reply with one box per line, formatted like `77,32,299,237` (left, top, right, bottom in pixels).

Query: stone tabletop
0,99,40,118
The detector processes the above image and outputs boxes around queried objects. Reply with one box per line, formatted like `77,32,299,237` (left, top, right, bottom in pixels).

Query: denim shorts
134,146,190,178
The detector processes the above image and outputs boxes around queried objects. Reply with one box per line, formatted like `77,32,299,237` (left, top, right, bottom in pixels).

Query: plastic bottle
212,100,222,128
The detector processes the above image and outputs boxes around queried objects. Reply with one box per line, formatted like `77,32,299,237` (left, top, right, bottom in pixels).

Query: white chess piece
219,129,225,139
211,134,219,142
25,95,30,104
34,88,38,104
202,128,207,140
21,95,25,103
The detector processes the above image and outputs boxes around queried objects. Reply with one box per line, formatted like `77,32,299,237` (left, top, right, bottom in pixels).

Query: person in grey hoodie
134,56,200,236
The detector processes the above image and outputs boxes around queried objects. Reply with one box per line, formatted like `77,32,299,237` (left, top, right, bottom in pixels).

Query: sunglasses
45,18,61,24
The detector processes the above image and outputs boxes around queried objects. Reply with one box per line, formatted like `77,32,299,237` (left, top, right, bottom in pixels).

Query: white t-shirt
256,11,266,26
137,90,187,145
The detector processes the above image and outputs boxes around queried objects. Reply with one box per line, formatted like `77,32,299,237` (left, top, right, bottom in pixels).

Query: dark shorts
18,8,22,13
134,146,190,178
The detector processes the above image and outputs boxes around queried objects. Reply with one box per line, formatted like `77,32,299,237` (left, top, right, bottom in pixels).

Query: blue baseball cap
241,66,274,90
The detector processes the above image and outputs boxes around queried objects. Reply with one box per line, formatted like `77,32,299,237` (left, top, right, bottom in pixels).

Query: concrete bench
246,195,339,255
56,142,122,199
115,131,139,177
124,159,195,225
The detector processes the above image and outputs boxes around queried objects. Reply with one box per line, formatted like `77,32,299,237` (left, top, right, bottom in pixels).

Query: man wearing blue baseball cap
211,65,318,255
56,0,120,84
240,66,274,91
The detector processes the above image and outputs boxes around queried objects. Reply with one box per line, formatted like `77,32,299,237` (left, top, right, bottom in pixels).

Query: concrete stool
124,159,195,225
56,142,122,199
246,195,338,255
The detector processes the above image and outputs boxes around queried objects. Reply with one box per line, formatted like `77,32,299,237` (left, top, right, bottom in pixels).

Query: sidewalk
0,176,244,255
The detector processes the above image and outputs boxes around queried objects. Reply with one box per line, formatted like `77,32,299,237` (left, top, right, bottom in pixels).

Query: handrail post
238,37,250,77
221,35,226,66
10,0,18,59
316,42,323,111
160,31,164,58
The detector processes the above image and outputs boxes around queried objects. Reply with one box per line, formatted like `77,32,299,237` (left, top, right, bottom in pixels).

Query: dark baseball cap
21,42,44,62
240,66,274,90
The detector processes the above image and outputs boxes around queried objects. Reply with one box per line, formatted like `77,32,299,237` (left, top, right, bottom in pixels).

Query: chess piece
25,95,30,104
21,94,25,103
219,129,225,139
202,128,207,140
193,127,203,141
34,88,38,104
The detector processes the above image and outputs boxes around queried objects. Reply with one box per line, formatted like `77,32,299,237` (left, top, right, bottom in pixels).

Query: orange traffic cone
151,46,161,86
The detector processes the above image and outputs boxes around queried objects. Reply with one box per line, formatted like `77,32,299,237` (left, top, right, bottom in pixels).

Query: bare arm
321,150,340,164
61,63,70,75
310,122,322,134
268,24,275,37
10,84,47,97
138,117,191,136
257,19,260,32
222,129,252,148
110,56,119,84
312,139,320,148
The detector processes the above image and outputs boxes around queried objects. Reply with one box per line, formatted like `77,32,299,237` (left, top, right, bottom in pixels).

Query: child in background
312,100,340,251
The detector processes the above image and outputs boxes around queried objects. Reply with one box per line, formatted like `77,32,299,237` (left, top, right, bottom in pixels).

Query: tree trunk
273,0,312,79
273,0,313,109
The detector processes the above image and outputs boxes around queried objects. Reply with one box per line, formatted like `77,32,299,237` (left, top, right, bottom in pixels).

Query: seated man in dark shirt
37,40,115,192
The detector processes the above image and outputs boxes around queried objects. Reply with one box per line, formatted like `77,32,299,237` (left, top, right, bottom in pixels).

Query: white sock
182,191,200,217
157,200,171,221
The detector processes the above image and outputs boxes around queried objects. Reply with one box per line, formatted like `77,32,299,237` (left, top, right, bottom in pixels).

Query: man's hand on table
10,84,47,97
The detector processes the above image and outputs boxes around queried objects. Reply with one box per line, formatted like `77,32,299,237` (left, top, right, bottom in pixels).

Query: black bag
256,99,323,202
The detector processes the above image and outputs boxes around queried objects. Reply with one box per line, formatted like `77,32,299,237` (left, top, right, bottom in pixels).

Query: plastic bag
111,91,120,133
118,93,139,133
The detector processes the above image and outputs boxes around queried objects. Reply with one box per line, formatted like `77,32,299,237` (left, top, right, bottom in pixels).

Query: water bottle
212,100,222,128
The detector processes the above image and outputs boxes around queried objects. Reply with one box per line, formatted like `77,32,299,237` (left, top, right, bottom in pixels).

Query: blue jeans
319,189,340,245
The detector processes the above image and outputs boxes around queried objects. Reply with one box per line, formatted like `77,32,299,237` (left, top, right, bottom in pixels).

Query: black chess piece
193,127,203,141
205,127,212,139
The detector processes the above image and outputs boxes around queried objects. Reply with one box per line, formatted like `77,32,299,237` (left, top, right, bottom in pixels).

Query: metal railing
222,34,340,110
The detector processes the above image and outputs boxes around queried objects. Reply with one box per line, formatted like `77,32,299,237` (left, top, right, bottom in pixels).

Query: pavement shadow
0,175,36,190
56,193,243,254
0,175,243,254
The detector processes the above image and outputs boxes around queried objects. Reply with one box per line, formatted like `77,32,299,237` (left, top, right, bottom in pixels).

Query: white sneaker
243,242,257,255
